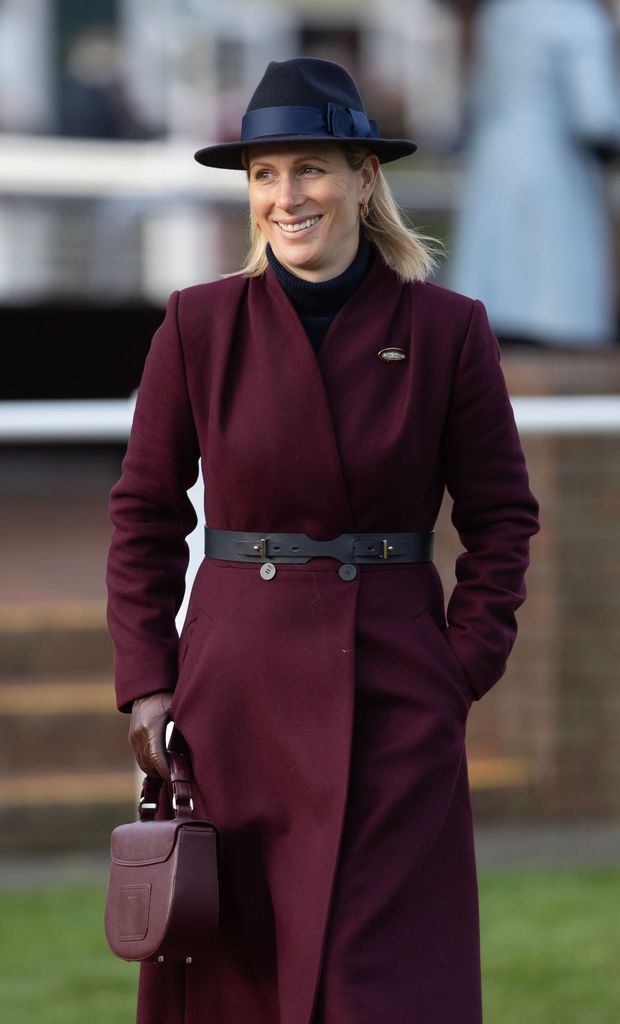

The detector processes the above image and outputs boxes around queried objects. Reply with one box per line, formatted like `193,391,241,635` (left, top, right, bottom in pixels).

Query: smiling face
247,143,379,282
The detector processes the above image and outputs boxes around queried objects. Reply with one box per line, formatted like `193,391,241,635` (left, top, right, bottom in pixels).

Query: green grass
0,868,618,1023
480,867,620,1024
0,885,136,1024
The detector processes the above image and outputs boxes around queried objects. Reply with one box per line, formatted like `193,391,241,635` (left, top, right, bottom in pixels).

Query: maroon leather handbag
104,751,221,965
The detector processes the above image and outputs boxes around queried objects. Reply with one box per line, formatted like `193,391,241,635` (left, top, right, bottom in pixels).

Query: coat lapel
205,257,409,537
244,267,356,535
315,258,411,529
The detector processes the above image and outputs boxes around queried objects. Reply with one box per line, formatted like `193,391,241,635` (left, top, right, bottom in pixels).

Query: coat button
339,564,357,581
260,562,277,580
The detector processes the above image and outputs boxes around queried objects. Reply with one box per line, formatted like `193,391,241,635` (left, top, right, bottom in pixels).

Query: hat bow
326,102,378,141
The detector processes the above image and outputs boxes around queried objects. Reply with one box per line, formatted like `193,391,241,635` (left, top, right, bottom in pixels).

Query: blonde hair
235,144,442,283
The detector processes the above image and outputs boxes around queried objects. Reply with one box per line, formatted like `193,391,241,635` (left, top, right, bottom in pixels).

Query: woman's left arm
441,299,540,699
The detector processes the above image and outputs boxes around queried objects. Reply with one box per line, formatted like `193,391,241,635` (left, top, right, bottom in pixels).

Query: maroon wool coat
106,255,539,1024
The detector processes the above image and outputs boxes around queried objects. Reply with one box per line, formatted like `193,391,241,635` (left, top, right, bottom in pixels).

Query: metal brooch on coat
378,347,408,362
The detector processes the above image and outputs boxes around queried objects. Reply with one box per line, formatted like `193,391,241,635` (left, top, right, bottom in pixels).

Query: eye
301,165,321,176
252,168,273,182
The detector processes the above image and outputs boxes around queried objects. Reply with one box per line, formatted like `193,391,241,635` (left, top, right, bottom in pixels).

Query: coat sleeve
441,299,539,699
106,290,200,712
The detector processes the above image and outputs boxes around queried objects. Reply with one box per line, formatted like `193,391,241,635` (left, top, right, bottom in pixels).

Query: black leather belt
204,528,433,565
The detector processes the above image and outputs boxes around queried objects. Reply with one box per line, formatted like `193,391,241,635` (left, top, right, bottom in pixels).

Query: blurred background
0,1,619,1022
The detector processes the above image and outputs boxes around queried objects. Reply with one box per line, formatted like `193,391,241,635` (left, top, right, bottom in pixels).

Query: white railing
2,134,620,211
0,399,136,442
509,395,620,433
0,135,246,202
1,395,618,630
1,395,620,442
0,134,457,211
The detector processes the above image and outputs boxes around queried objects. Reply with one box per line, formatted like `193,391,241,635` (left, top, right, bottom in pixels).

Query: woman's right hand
129,690,174,780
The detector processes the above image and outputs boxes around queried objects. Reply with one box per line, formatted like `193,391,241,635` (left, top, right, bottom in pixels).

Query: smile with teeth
277,216,322,234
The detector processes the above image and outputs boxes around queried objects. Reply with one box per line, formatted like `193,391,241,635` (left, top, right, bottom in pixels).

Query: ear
360,154,380,202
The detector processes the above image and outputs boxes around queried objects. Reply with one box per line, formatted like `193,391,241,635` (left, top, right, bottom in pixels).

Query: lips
276,215,322,234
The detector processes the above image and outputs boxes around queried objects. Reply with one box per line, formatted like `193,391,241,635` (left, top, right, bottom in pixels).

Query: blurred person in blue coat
449,0,620,347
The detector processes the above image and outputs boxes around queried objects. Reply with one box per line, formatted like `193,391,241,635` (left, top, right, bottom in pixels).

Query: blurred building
0,0,462,364
0,0,461,145
0,0,463,397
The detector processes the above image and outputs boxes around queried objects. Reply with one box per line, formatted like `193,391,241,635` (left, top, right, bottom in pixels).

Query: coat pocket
177,609,214,676
412,610,474,708
172,610,214,726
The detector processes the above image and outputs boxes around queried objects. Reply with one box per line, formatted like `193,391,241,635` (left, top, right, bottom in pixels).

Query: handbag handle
138,750,194,822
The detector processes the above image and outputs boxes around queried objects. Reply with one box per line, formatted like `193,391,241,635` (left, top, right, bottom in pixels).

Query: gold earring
360,201,370,221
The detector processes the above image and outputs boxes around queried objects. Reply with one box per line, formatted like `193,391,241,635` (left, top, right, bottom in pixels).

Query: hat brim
194,134,417,170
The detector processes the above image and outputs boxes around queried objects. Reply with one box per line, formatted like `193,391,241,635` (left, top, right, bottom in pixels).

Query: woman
449,0,620,347
107,58,539,1024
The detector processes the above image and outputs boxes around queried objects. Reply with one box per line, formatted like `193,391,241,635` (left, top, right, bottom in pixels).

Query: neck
266,234,373,354
266,233,372,314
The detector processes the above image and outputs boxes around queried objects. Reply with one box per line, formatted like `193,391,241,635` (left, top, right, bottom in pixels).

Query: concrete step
0,675,129,775
0,689,136,853
0,792,135,854
0,600,537,852
0,606,135,851
0,600,112,678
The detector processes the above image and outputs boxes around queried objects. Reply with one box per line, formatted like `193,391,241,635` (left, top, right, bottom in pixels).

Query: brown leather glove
129,690,174,781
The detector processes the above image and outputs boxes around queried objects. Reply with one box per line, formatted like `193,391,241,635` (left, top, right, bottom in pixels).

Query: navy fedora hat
194,57,417,169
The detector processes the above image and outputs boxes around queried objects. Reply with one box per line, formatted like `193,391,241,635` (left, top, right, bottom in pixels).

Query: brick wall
0,350,619,851
440,350,620,821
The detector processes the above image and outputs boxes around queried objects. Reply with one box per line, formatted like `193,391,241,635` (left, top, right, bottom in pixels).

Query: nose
276,172,302,212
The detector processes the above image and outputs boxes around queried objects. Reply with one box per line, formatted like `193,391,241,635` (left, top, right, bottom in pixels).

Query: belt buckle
255,537,283,560
245,535,307,563
250,537,270,559
380,538,395,559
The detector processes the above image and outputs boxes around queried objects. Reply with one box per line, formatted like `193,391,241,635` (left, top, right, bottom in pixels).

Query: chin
278,249,321,273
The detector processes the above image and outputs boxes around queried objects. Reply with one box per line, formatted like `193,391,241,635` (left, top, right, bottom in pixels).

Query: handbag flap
110,816,223,865
111,820,183,865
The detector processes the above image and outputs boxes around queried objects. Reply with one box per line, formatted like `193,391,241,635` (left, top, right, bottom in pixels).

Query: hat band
241,103,380,144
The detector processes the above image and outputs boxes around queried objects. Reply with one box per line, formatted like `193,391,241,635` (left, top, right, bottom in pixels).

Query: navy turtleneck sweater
266,234,373,352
